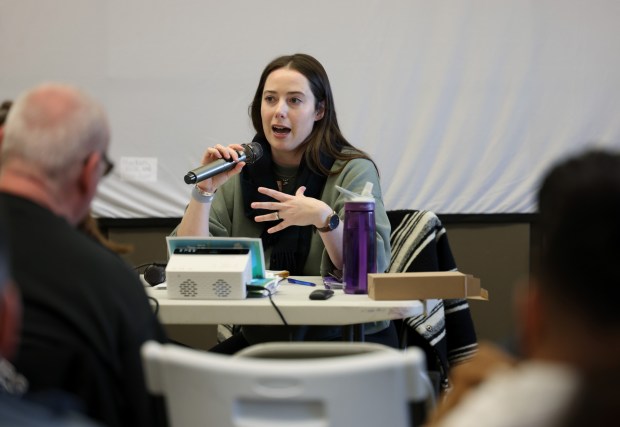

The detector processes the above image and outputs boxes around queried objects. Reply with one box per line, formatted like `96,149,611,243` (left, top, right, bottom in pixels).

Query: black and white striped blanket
387,210,478,387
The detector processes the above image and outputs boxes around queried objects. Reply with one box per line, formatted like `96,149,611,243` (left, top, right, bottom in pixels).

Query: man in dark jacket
0,83,168,427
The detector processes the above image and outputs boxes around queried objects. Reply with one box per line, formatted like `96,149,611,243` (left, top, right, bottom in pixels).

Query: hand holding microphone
184,142,263,185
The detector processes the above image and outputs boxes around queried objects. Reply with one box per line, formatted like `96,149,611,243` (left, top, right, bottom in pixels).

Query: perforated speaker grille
212,279,232,298
179,279,198,298
177,278,233,298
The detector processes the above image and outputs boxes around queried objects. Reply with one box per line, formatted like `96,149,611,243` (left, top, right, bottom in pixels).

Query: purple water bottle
342,183,377,294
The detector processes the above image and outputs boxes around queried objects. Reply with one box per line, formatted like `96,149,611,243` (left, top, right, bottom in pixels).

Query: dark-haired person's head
536,150,620,326
250,54,334,144
249,53,355,175
522,149,620,371
535,149,620,427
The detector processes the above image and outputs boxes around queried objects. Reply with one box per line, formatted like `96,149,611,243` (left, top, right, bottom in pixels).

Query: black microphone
183,142,263,185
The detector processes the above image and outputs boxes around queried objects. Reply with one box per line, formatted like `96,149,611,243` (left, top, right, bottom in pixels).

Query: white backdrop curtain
1,0,619,217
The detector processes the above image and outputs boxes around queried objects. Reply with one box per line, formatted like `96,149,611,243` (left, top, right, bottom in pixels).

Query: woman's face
261,67,323,165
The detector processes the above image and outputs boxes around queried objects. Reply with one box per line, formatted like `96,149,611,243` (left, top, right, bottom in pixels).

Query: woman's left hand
252,186,332,233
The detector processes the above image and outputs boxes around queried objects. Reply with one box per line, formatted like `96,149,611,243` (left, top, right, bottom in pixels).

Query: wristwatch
316,211,340,232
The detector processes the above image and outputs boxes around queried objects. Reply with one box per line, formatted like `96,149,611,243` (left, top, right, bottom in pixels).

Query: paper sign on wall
120,157,158,182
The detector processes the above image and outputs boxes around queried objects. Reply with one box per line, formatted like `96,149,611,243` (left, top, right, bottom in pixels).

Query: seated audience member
427,149,620,427
0,83,168,427
0,210,102,427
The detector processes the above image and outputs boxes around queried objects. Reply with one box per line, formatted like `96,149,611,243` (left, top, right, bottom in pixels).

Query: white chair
142,340,432,427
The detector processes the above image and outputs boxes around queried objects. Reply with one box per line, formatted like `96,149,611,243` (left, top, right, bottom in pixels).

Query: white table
146,276,424,338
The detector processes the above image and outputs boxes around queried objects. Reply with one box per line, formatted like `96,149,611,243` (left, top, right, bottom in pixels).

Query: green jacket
209,157,391,276
173,157,392,338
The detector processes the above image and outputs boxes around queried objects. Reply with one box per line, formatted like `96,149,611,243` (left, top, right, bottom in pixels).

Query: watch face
328,213,340,230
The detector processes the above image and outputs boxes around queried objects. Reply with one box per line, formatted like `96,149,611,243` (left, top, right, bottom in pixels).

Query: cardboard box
368,272,488,301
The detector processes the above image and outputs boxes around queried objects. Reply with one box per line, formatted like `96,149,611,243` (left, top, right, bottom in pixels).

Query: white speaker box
165,250,253,300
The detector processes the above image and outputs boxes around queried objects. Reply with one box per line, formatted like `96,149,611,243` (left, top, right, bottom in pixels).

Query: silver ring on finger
275,211,280,221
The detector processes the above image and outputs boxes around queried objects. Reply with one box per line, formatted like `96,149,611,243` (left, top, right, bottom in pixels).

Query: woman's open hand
252,186,332,234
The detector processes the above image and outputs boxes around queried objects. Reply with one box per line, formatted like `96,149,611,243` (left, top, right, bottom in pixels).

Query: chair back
142,340,430,427
235,341,394,359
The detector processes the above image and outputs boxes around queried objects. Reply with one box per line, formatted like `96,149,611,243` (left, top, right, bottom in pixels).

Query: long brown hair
249,53,374,176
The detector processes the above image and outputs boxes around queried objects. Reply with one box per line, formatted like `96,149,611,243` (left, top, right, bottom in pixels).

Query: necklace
277,174,295,187
276,174,296,192
274,163,298,192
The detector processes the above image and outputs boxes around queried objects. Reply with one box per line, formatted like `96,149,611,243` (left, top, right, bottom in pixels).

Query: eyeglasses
101,152,114,177
82,152,115,177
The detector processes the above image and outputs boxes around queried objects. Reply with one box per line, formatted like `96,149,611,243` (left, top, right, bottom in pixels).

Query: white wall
2,0,619,217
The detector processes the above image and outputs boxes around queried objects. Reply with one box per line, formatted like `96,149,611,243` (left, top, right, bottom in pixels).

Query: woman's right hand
195,143,247,193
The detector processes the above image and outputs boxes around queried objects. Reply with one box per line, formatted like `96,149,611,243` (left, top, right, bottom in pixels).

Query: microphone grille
243,142,263,164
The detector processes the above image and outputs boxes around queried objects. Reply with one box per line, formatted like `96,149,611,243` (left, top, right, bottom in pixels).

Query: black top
0,194,168,427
